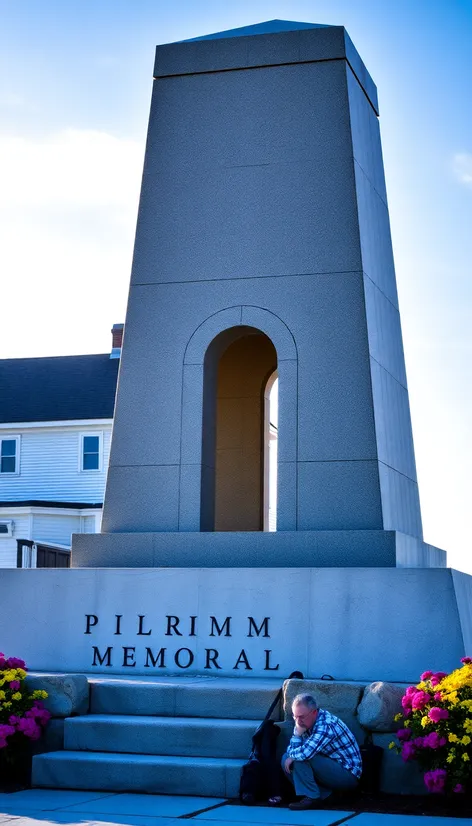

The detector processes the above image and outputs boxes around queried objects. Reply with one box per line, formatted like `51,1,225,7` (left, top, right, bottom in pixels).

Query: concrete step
89,676,283,720
64,714,258,758
32,751,245,797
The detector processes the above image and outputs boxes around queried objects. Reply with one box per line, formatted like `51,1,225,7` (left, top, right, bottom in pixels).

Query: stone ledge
72,530,400,568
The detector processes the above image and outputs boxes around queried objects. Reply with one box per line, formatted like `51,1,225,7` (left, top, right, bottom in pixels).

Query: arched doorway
180,305,298,533
201,327,277,531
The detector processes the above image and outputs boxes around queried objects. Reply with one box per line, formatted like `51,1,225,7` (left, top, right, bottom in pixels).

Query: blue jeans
281,752,359,800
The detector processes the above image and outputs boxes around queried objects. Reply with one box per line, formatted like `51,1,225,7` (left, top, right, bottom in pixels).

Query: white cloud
0,129,144,358
453,152,472,187
0,129,143,209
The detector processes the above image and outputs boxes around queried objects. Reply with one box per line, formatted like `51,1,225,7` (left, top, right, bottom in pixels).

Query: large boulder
25,674,89,717
357,682,405,732
283,679,367,743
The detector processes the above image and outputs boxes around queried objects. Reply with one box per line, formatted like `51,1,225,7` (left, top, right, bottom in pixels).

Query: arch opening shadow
263,372,278,532
201,326,277,531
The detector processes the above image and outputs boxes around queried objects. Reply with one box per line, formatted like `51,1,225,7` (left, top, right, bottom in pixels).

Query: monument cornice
154,24,379,115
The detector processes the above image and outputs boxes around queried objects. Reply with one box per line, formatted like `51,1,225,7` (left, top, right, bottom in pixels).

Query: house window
0,437,20,474
0,521,14,537
80,433,102,472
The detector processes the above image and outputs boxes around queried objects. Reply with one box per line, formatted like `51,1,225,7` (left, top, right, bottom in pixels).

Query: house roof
0,500,103,508
0,354,119,424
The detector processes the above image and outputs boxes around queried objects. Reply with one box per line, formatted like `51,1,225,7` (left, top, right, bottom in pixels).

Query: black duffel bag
239,670,304,805
359,733,384,794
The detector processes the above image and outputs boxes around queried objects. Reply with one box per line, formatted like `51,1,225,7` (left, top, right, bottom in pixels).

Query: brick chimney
110,323,124,359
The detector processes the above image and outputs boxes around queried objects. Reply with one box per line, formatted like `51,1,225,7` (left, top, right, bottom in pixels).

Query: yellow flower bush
0,653,51,758
393,658,472,794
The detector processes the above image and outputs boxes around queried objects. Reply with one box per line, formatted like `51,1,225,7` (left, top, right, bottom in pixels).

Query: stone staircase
32,676,287,797
30,672,426,797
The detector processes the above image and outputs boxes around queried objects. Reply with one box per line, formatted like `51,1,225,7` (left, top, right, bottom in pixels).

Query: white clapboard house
0,326,122,568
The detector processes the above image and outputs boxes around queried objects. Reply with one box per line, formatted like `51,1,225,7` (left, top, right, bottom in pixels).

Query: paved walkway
0,790,470,826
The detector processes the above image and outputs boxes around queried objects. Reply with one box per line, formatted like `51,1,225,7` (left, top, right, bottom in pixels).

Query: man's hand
283,756,294,774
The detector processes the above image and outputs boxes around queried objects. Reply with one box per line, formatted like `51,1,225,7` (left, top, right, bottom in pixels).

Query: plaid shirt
286,708,362,779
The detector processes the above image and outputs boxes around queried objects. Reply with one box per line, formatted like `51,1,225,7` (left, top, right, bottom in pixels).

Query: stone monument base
2,562,470,797
0,565,469,681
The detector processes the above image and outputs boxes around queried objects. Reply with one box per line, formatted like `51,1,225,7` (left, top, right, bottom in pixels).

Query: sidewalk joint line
54,791,121,811
180,800,231,818
329,812,360,826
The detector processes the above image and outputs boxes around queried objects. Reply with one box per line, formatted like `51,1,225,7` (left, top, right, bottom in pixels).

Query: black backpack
239,671,303,804
359,733,383,794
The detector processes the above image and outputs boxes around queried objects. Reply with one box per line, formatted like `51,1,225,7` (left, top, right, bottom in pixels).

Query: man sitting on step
281,693,362,810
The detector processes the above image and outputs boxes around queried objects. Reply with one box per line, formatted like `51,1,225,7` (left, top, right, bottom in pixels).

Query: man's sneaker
288,797,322,810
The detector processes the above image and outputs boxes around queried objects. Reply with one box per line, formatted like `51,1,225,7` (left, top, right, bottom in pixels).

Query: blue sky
1,0,471,572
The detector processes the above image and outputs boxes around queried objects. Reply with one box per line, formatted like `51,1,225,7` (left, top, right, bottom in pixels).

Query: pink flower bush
423,732,447,750
411,691,431,710
8,658,25,668
401,686,418,713
17,717,41,740
401,741,416,761
430,672,448,687
424,769,447,793
0,724,16,749
428,707,449,723
31,702,51,726
0,654,26,669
